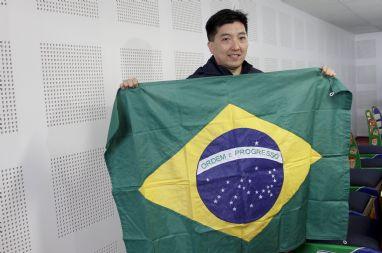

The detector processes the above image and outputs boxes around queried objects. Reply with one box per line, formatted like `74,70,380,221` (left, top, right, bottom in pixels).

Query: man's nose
231,39,240,50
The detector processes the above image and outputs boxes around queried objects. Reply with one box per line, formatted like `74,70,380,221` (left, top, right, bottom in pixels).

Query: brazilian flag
105,68,352,253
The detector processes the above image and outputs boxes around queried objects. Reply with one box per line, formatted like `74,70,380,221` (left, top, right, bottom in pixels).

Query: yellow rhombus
139,104,321,242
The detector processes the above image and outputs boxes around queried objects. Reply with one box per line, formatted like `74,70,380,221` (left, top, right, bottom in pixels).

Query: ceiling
282,0,382,34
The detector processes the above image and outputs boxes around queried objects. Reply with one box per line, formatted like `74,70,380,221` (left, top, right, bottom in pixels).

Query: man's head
206,9,249,75
206,9,248,42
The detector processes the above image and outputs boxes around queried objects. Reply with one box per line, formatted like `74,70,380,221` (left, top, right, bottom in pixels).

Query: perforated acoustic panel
239,0,257,41
175,51,203,79
340,64,349,84
295,60,305,69
120,48,163,82
279,12,292,48
0,166,32,253
281,59,294,70
356,39,376,59
172,0,202,33
116,0,159,27
317,26,326,54
36,0,99,18
357,91,378,107
294,18,305,50
0,41,18,135
209,0,233,15
356,65,377,84
348,65,355,87
308,61,320,68
306,23,317,52
94,241,118,253
262,6,277,46
264,58,278,72
326,30,337,56
252,57,260,69
51,148,114,238
40,43,106,127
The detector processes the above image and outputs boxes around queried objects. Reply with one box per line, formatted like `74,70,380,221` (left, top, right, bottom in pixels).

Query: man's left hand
321,66,336,77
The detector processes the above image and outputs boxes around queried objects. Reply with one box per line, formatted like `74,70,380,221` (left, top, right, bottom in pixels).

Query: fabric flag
105,68,352,253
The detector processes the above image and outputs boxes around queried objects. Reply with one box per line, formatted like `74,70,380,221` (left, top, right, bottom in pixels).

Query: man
121,9,335,88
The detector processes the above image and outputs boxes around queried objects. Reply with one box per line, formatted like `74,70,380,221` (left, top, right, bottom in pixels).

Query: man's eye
239,36,247,40
222,37,230,41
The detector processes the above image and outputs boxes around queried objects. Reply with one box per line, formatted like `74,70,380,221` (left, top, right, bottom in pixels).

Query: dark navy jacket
188,56,262,79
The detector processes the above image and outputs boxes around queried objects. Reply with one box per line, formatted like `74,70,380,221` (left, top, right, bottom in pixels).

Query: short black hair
206,9,248,42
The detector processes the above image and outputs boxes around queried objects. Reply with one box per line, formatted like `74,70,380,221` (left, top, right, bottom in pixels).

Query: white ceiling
282,0,382,34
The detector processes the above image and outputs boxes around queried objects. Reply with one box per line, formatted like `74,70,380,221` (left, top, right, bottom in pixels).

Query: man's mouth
228,54,241,60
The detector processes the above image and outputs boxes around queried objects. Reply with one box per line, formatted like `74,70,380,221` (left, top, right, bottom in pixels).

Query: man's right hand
120,78,139,89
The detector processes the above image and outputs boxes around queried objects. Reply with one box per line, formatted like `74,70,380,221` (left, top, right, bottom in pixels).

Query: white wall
354,32,382,136
0,1,356,253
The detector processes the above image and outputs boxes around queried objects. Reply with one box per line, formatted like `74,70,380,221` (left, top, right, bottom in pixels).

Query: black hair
206,9,248,42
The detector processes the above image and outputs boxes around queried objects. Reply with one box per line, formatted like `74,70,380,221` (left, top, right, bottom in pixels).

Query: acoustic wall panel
307,61,320,68
338,35,346,58
40,43,106,127
354,33,381,135
356,91,378,107
0,166,32,253
253,57,260,69
356,65,377,84
317,25,327,55
239,0,257,42
36,0,99,18
262,6,277,46
326,29,337,56
356,112,368,134
294,18,305,50
174,51,203,79
281,59,294,70
305,22,317,52
209,0,233,16
342,36,353,59
0,40,17,135
172,0,202,33
264,58,278,72
295,60,305,69
348,65,355,86
116,0,159,27
356,39,376,59
330,33,340,57
341,64,348,84
51,148,114,238
120,48,163,82
279,12,292,48
94,241,118,253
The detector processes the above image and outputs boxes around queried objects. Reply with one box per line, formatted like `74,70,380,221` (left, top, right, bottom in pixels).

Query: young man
120,9,335,88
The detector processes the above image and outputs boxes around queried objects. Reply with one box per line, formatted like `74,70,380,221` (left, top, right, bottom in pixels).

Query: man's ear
207,41,214,54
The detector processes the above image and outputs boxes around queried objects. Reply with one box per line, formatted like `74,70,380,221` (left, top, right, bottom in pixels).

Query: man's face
208,21,248,75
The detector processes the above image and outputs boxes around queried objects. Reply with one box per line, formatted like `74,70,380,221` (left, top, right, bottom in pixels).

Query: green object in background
105,68,352,253
349,133,361,169
365,109,382,146
294,242,359,253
